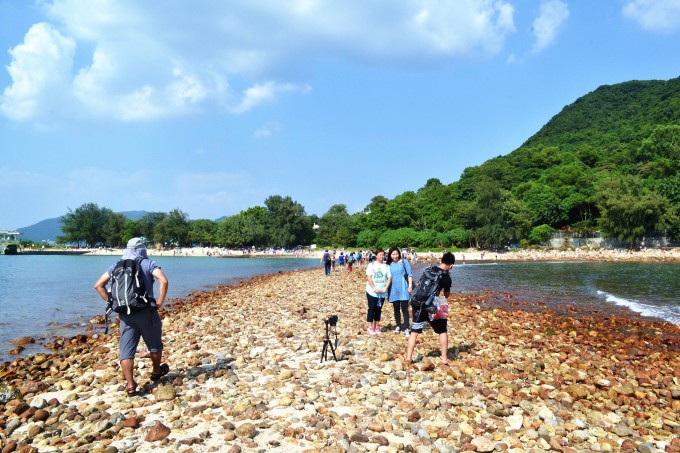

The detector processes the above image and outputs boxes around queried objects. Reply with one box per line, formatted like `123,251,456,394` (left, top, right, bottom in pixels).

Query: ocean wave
596,290,680,326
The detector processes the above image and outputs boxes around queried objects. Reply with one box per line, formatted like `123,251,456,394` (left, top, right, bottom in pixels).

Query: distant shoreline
11,246,680,263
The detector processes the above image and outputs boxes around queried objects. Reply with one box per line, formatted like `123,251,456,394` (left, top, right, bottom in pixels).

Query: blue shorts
119,309,163,360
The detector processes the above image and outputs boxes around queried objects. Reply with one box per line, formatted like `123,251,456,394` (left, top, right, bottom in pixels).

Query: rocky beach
1,265,679,453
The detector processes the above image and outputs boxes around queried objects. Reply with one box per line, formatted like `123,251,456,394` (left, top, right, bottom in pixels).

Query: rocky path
1,267,679,452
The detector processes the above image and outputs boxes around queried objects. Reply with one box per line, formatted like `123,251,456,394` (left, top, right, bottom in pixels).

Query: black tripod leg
328,340,337,361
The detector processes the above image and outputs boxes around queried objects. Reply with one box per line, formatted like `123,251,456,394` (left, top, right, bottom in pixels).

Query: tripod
320,320,338,362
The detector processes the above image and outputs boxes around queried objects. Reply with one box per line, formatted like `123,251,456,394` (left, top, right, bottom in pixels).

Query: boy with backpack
405,252,455,367
93,237,170,396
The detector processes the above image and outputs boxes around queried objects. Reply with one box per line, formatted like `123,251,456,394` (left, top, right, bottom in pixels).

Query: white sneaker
403,329,410,336
394,326,401,332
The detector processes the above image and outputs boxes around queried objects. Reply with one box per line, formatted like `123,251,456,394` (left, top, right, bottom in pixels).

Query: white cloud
254,122,284,138
2,0,517,125
623,0,680,32
531,0,569,53
1,23,75,122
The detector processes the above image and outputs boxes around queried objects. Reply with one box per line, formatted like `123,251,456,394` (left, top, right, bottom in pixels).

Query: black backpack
410,265,443,314
109,257,154,314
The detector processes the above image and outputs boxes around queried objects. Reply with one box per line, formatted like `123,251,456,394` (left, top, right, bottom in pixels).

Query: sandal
126,383,137,397
150,363,169,381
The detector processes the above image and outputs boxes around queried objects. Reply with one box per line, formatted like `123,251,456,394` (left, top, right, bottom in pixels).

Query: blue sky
2,0,680,229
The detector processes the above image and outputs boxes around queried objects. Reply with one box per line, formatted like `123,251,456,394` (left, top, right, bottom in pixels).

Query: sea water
0,254,319,362
447,260,680,326
1,256,679,362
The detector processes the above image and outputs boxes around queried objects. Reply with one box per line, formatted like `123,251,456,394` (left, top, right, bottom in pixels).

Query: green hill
347,76,680,249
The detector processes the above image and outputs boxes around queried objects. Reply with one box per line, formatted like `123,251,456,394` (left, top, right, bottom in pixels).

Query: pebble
0,268,678,452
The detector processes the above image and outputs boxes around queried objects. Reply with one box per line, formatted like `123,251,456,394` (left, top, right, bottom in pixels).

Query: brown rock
2,440,18,453
350,433,369,443
620,439,637,452
145,421,171,442
234,422,256,438
122,416,142,428
12,337,35,345
371,435,389,446
32,409,50,422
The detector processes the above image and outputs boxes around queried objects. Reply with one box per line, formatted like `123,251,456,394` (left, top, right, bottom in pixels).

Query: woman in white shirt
365,248,392,335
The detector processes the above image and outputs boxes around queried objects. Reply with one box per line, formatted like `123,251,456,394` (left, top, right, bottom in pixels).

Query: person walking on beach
321,249,332,276
405,252,455,366
365,248,391,335
386,246,413,336
93,237,170,396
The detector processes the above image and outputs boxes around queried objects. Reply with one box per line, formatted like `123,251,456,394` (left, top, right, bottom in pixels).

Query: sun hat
127,237,147,249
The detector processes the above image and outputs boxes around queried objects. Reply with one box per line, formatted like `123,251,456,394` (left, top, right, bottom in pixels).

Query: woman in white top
365,248,392,335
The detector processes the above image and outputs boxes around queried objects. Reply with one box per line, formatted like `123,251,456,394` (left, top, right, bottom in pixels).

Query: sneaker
403,329,410,336
375,328,382,335
367,328,376,335
394,326,401,332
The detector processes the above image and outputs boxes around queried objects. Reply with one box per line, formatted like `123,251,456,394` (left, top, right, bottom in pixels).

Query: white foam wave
596,290,680,326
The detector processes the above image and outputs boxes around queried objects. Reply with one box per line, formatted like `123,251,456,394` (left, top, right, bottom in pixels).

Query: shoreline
14,245,680,263
1,268,679,452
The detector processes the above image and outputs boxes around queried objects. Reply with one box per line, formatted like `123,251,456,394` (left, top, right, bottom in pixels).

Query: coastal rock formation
0,267,678,452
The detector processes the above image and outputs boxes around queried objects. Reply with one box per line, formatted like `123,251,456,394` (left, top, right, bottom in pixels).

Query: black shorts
410,305,447,334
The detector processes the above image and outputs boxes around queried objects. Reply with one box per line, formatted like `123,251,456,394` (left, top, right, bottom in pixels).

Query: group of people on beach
361,247,455,366
93,238,455,396
320,249,370,275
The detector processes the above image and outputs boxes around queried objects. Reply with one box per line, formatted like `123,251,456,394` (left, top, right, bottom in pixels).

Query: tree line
59,77,680,250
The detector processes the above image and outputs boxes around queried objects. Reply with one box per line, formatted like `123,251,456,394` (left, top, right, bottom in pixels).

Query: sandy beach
1,263,679,452
80,245,680,264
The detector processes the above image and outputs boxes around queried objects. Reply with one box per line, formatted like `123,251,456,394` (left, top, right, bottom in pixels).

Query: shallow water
0,254,319,362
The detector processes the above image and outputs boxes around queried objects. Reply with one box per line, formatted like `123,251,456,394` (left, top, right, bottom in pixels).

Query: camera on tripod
321,314,339,362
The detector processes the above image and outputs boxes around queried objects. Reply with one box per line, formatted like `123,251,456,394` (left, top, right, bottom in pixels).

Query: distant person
93,238,169,396
365,248,391,335
321,249,332,276
347,252,355,272
405,252,455,366
386,246,413,336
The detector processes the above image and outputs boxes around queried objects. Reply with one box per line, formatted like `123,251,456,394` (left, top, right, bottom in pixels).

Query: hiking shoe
394,326,401,332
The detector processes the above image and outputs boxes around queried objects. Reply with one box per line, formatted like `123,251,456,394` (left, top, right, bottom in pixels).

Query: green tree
121,220,141,245
102,212,127,246
138,212,166,243
356,229,381,248
189,219,217,246
60,203,112,247
316,204,351,246
154,209,189,247
528,224,555,244
264,195,312,247
597,176,670,248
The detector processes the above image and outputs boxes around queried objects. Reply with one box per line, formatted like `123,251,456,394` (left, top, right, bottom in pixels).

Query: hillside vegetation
55,77,680,249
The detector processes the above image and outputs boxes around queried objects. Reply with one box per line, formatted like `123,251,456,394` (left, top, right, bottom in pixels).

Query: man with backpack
93,237,169,396
405,252,455,367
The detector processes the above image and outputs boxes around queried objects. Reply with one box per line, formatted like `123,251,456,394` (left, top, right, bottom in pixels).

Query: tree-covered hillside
56,76,680,250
